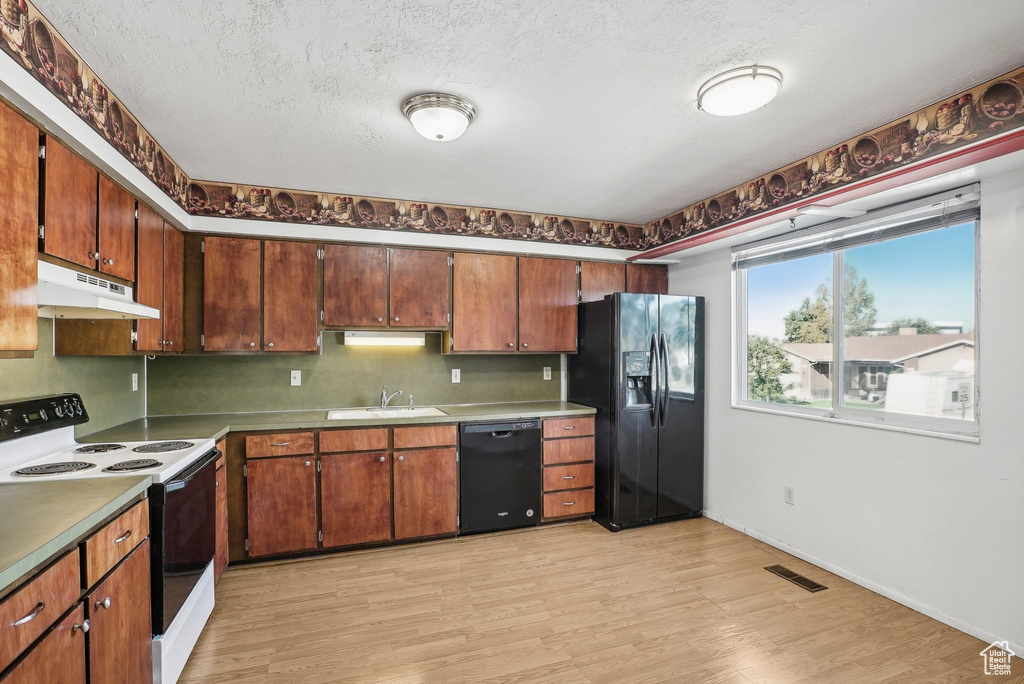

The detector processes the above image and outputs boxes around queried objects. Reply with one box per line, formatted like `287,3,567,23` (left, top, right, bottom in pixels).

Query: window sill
730,402,981,444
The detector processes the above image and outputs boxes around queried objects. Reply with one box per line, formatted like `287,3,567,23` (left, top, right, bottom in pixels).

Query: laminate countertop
0,476,150,596
82,401,596,443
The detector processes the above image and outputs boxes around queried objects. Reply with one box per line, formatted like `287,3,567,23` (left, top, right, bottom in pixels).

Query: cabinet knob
377,317,383,322
102,258,114,266
249,342,256,347
379,456,386,462
72,619,90,634
304,461,311,467
398,455,404,462
508,342,514,347
267,342,274,348
94,597,111,610
89,252,99,261
394,316,400,322
523,343,528,348
167,340,173,346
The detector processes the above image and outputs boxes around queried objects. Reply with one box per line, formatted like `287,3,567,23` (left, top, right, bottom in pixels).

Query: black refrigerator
568,293,705,531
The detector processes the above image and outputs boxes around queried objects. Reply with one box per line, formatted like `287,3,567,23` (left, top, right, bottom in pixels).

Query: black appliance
149,448,218,634
568,293,705,531
459,420,542,534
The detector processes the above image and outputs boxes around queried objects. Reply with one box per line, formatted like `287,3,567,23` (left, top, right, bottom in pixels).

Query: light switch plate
131,373,138,392
290,370,302,387
543,366,552,381
451,369,461,384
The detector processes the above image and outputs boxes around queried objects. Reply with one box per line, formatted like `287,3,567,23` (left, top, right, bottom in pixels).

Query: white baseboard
705,512,1023,657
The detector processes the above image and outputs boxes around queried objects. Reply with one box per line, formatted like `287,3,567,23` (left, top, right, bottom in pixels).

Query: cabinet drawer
543,463,595,492
543,436,595,465
543,416,594,439
245,432,314,458
83,501,148,587
543,489,595,519
393,424,457,450
0,549,81,671
319,428,388,453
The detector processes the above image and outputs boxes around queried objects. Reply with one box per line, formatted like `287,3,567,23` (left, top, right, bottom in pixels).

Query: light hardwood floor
180,519,1018,683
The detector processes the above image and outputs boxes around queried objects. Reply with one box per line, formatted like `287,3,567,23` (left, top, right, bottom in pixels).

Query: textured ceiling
33,0,1024,223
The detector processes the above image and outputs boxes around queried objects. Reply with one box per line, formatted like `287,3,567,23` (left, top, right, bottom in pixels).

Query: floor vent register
764,564,828,593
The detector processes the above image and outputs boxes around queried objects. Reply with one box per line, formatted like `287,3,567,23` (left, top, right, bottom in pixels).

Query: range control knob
54,406,64,418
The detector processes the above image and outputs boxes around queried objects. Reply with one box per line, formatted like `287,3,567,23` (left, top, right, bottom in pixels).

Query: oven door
150,449,218,635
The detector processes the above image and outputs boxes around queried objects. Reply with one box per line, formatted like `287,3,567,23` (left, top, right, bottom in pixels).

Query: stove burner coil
103,459,163,472
74,443,126,454
14,462,96,476
132,441,194,453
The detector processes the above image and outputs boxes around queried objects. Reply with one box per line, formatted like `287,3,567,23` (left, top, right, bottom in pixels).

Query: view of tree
747,335,793,403
884,317,939,335
783,264,877,343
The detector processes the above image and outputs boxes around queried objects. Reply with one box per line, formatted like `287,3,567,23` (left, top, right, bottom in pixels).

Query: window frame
732,190,981,441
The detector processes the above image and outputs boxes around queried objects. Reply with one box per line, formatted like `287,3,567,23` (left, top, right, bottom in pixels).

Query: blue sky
746,222,976,339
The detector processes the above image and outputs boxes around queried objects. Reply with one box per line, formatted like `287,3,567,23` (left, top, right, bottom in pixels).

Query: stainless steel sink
326,407,448,420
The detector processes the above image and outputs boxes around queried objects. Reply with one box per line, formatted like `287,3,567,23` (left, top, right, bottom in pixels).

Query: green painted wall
147,333,561,415
0,319,146,436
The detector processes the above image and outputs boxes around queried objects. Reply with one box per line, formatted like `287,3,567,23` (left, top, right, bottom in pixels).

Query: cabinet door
393,448,457,540
246,456,318,557
162,224,184,351
389,248,449,328
86,539,152,684
263,241,318,352
134,204,164,352
321,451,392,547
203,237,261,351
2,604,87,684
626,264,668,294
215,460,227,583
580,261,625,303
323,244,387,327
451,252,517,352
0,101,38,352
42,138,97,269
96,175,135,281
518,257,578,352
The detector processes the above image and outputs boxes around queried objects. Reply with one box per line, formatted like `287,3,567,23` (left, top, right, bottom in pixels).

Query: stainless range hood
37,261,160,320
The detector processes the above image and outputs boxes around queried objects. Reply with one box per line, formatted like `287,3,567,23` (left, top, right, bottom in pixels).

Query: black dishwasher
459,420,542,534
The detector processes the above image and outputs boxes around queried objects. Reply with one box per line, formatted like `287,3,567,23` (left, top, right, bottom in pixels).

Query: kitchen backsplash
0,319,146,436
147,333,561,415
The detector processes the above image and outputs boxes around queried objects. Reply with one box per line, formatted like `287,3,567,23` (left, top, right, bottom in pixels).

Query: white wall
668,169,1024,654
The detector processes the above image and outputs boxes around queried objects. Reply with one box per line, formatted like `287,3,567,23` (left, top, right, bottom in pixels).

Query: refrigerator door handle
648,333,660,427
659,333,670,427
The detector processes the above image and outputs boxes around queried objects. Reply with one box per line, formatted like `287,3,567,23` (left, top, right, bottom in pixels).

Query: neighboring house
780,332,975,402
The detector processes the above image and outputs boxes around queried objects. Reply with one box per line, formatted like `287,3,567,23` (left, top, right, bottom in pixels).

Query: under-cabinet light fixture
796,205,868,218
343,331,426,347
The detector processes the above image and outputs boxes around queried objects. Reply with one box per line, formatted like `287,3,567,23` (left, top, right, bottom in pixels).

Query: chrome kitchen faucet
380,385,403,409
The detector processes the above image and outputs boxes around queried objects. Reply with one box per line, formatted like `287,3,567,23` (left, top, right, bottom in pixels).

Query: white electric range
0,393,219,684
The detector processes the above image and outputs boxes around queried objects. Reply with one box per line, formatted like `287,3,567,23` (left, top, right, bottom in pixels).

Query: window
733,188,979,438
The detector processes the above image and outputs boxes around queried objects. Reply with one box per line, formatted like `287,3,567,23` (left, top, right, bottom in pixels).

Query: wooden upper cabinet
134,204,164,352
451,252,517,352
580,261,625,303
389,248,449,328
96,175,135,281
162,224,184,351
321,451,392,548
626,264,668,294
263,240,318,352
42,137,97,269
323,244,387,327
518,257,578,352
0,101,39,352
246,456,318,557
203,237,261,351
393,448,457,540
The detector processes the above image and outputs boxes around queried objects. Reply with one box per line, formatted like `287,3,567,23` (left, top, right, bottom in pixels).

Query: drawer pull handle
94,597,111,610
13,602,45,626
562,501,576,506
562,475,575,480
72,619,90,634
271,442,291,447
562,425,576,430
113,529,132,544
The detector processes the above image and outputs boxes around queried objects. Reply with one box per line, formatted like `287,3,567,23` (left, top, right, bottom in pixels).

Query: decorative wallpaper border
187,180,646,248
0,0,188,208
642,64,1024,250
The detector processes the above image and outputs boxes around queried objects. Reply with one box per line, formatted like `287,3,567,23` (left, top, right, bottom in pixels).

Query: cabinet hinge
38,145,45,159
318,248,324,259
317,460,321,472
447,312,451,324
576,263,581,275
131,331,138,342
455,450,459,463
243,464,247,477
456,515,460,527
201,334,205,348
318,530,323,543
37,225,44,239
316,334,321,348
447,254,453,267
244,538,249,552
320,310,324,323
201,240,205,253
577,289,582,301
135,209,139,220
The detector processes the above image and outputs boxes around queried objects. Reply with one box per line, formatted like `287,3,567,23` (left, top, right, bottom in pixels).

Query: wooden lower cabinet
85,538,153,684
246,456,318,557
0,604,87,684
321,451,392,547
215,447,228,583
541,417,596,521
393,448,458,540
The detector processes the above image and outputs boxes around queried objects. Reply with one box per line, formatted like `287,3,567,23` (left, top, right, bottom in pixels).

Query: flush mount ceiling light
697,65,783,116
402,93,477,142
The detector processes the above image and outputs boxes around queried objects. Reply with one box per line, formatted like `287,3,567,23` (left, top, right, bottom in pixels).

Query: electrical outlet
451,368,461,384
290,370,302,387
131,373,138,392
543,366,552,381
784,486,795,506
